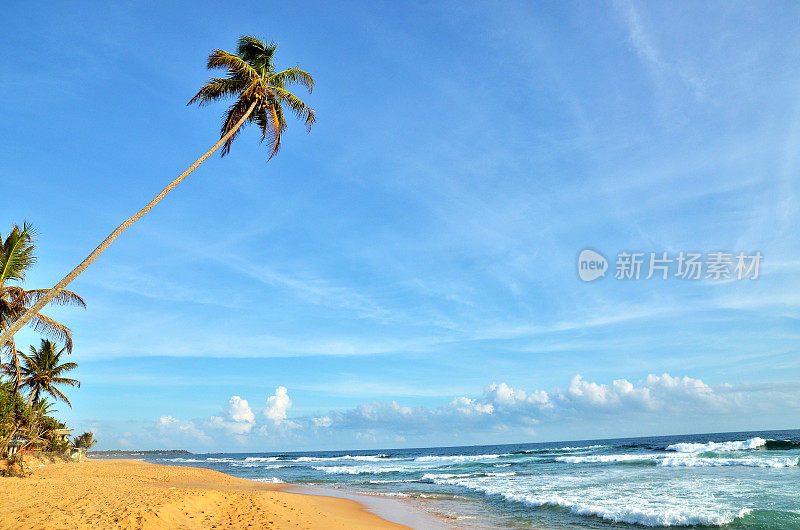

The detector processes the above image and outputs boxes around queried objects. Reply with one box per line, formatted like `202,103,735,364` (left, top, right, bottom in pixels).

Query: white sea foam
311,465,406,475
425,475,753,527
252,477,285,484
231,463,290,469
556,454,656,464
665,437,766,453
421,471,516,480
558,444,607,451
243,456,280,462
421,473,474,480
294,454,394,462
415,454,502,462
660,457,798,468
515,444,607,454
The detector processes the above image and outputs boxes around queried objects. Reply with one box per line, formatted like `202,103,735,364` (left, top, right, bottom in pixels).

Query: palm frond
0,223,37,285
45,386,71,408
255,98,286,160
50,376,79,388
51,363,79,376
187,77,247,106
271,68,314,93
206,49,258,81
272,87,316,131
219,97,255,156
22,289,86,309
237,35,276,75
28,313,74,352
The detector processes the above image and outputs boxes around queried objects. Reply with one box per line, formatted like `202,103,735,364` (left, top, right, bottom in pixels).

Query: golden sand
0,459,406,529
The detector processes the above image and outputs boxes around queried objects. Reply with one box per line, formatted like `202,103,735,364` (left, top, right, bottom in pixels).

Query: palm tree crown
0,224,84,389
20,339,80,408
188,35,315,159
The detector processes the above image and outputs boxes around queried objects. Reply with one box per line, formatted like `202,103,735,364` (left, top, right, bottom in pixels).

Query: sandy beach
0,459,408,529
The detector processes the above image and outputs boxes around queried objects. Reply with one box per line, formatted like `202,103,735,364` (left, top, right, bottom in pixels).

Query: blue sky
3,1,800,451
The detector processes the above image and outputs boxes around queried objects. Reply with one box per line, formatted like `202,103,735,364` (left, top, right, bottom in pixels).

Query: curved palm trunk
8,338,20,396
26,387,38,407
0,102,257,351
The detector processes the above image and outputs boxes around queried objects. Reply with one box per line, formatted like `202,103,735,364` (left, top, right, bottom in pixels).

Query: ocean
131,429,800,528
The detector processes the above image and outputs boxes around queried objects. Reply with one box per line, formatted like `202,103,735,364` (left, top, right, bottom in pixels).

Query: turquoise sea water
131,429,800,528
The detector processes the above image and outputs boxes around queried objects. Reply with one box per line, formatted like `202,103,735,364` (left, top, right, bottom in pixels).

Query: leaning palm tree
0,224,85,391
0,35,315,351
20,339,80,408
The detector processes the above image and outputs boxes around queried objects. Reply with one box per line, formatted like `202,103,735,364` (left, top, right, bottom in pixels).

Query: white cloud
445,396,494,415
265,386,292,424
312,416,333,428
148,374,781,450
156,415,209,443
318,373,744,438
555,373,725,413
485,382,550,407
206,396,256,435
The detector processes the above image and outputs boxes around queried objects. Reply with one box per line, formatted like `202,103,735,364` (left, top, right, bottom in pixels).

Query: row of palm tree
0,225,85,459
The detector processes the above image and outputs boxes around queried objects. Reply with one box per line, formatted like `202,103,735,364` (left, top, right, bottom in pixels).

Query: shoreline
0,458,436,529
290,485,451,529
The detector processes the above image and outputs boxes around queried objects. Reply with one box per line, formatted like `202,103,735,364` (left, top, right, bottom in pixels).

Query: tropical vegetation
0,225,89,471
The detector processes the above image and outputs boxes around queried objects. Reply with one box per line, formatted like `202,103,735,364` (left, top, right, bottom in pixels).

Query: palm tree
34,398,57,418
0,35,315,351
20,339,80,408
73,431,97,451
0,224,85,391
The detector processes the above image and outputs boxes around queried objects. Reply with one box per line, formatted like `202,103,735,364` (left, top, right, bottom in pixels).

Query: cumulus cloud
445,396,494,415
317,373,743,437
555,373,727,413
152,374,760,449
265,386,292,423
262,386,301,433
485,382,550,407
206,396,256,435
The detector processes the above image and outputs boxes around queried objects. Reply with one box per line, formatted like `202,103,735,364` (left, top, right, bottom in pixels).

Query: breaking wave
660,457,798,468
414,454,503,463
311,465,406,475
423,475,753,527
294,454,394,462
556,454,657,464
665,437,766,453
